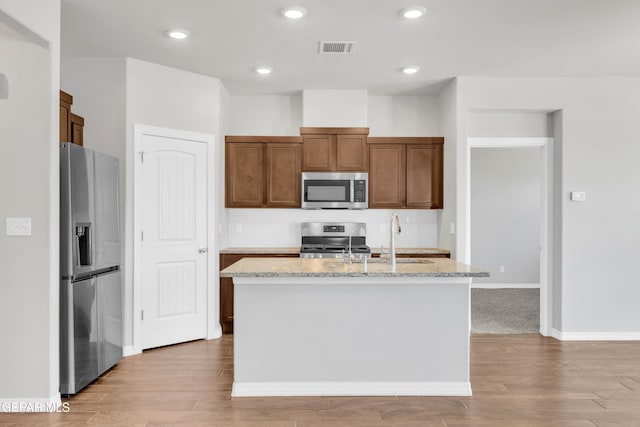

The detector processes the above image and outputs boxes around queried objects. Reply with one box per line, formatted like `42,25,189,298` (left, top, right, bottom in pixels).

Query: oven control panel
323,225,345,233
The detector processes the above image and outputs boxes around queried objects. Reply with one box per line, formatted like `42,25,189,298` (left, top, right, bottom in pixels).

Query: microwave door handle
350,180,354,202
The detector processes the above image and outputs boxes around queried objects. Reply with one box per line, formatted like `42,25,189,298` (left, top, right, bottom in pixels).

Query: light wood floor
2,334,640,426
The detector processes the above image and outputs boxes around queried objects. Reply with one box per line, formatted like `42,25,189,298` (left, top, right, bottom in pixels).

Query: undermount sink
365,258,433,264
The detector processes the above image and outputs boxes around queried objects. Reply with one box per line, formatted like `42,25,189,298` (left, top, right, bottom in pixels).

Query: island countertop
220,257,488,278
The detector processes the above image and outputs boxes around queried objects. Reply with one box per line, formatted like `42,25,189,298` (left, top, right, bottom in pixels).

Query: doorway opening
468,137,553,335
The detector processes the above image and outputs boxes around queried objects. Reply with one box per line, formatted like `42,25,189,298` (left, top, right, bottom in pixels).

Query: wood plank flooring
2,334,640,426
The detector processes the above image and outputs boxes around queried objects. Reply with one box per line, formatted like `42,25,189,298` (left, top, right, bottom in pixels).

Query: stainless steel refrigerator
60,143,122,395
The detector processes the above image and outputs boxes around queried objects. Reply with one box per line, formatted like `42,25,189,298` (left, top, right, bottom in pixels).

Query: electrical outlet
499,266,505,273
6,218,32,236
235,223,242,233
450,222,455,235
379,223,385,233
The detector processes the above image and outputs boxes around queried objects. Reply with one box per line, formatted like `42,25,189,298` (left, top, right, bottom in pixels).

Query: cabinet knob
198,248,208,254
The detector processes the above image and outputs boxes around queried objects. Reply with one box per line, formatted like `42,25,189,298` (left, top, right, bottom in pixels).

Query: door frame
132,124,219,355
467,137,554,336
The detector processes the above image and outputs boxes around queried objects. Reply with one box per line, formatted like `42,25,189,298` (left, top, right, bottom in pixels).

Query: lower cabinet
219,252,298,333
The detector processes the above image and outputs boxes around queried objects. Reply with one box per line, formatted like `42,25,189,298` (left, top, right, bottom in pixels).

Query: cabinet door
225,143,264,207
220,254,245,334
431,143,443,208
70,113,84,147
60,90,72,143
302,135,336,171
266,143,301,207
406,144,443,208
336,134,368,171
406,144,434,208
369,144,405,208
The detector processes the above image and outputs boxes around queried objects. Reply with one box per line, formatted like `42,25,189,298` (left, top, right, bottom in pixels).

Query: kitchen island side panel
233,277,470,394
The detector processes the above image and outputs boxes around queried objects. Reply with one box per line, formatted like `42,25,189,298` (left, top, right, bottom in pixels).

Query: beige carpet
471,288,540,334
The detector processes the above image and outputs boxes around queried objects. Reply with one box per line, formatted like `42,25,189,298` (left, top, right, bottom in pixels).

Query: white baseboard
551,328,640,341
471,283,540,289
0,397,63,413
123,345,140,357
232,381,472,397
208,324,223,340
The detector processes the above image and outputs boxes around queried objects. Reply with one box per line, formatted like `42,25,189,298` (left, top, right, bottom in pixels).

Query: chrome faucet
348,228,358,264
390,212,402,271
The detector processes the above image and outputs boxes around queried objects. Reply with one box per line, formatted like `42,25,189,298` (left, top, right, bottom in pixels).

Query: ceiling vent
318,41,357,55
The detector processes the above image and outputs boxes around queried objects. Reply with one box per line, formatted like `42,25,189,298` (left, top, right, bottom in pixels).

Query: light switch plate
570,191,586,202
6,218,32,236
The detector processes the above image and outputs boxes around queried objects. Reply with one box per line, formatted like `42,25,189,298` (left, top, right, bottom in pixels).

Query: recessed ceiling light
402,66,421,74
167,29,190,39
400,7,427,19
281,6,307,19
255,66,273,75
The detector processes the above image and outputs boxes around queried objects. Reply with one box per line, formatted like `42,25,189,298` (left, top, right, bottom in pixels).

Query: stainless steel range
300,222,370,259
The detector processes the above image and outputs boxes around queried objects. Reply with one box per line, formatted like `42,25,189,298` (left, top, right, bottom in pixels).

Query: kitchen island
220,257,488,397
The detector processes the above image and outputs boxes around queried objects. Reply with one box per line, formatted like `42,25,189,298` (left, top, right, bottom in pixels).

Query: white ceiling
61,0,640,95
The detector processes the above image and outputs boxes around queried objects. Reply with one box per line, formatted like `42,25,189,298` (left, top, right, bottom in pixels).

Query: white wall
61,58,126,159
228,95,301,135
368,96,439,136
468,111,552,137
437,79,459,254
302,89,367,127
0,0,60,408
471,148,541,284
458,77,640,334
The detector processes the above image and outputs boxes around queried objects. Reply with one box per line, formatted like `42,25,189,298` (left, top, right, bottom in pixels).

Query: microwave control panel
354,180,367,202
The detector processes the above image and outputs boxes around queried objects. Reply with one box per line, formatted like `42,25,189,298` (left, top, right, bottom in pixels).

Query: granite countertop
220,257,488,278
219,247,300,254
220,247,450,255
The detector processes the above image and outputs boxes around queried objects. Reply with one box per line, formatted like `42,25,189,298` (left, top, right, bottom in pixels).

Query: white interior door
140,134,207,349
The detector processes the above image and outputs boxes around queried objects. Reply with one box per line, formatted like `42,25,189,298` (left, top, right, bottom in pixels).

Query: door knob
198,248,208,253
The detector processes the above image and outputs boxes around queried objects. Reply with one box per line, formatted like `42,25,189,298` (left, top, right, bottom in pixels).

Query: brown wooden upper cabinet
60,90,84,146
225,136,302,208
70,113,84,146
368,137,443,209
300,127,369,172
60,90,72,143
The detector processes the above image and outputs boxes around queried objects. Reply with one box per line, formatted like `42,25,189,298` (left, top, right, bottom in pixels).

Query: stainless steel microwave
301,172,368,209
